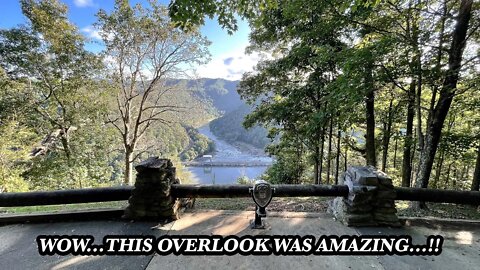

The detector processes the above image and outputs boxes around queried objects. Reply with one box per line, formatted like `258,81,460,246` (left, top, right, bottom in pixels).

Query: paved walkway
0,210,478,269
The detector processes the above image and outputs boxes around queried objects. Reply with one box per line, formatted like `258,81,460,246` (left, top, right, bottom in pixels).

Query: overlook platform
0,210,478,270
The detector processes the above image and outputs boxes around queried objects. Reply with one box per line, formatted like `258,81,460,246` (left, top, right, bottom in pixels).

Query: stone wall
123,157,181,221
329,166,401,227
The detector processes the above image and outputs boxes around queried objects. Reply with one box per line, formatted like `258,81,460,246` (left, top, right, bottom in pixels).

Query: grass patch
194,197,330,212
396,201,480,220
194,198,252,210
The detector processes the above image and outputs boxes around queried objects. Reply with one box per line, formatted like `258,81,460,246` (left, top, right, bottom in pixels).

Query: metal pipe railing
0,184,478,207
394,187,480,205
170,184,350,198
0,186,133,207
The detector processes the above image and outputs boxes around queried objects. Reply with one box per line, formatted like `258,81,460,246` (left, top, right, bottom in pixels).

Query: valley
184,118,272,184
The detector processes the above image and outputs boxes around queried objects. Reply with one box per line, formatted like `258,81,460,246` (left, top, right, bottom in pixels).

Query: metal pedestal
250,205,266,229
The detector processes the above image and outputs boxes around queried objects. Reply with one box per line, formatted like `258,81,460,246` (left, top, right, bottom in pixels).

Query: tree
0,0,103,159
414,0,474,197
402,81,416,187
0,0,117,190
472,145,480,191
97,0,210,185
0,69,37,192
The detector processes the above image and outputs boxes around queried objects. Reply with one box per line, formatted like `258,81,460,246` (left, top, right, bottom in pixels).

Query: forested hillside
168,78,243,114
180,126,215,161
170,77,271,150
210,104,269,149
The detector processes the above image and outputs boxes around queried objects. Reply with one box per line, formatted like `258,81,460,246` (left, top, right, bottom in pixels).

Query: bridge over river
182,160,273,167
183,124,273,184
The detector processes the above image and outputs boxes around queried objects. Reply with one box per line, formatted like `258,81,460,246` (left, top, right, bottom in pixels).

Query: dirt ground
194,197,480,220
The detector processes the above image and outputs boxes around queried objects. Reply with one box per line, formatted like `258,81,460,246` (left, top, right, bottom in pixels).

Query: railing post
123,157,181,221
329,166,401,227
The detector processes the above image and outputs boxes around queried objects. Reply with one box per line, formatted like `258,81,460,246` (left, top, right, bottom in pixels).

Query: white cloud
196,46,266,80
74,0,95,8
81,25,102,40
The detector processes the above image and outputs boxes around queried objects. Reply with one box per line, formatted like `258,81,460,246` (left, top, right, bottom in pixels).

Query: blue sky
0,0,259,80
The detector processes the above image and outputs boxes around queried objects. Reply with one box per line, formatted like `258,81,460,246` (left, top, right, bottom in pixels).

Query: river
185,124,273,184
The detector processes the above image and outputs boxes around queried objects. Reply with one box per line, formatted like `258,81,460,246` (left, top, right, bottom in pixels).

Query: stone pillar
329,166,401,227
123,157,181,221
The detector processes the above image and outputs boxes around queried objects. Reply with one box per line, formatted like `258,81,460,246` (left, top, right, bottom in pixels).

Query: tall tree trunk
123,101,133,185
335,122,341,184
460,164,467,190
433,148,445,189
402,80,416,187
296,134,302,185
416,75,424,152
393,135,398,169
313,90,323,185
410,134,418,188
124,147,134,185
365,64,376,167
412,7,424,154
326,116,333,184
444,162,453,189
471,145,480,191
463,165,470,190
453,168,458,189
415,0,473,200
381,99,394,171
344,140,348,172
314,144,320,185
427,0,447,129
319,124,326,184
411,165,416,187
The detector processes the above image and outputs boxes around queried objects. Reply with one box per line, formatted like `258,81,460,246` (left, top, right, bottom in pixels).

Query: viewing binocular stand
249,180,275,229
